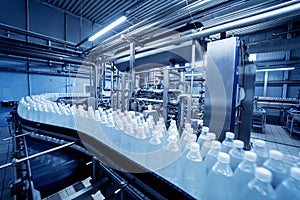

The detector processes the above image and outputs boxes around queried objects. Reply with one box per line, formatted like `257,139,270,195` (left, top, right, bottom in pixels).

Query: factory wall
0,70,89,101
254,49,300,98
0,0,100,45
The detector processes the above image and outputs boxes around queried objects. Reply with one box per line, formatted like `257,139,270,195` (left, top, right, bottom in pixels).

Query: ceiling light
88,16,127,42
256,67,295,72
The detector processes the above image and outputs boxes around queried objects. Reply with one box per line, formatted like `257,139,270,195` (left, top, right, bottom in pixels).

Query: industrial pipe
88,0,226,54
105,1,300,64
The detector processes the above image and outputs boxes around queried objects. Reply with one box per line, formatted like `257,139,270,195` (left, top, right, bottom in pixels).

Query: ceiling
8,0,300,66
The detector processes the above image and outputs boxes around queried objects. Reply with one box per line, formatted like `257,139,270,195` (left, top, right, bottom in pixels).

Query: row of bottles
18,93,300,200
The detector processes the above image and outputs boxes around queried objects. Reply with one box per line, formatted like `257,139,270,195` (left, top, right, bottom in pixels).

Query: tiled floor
44,177,104,200
251,124,300,167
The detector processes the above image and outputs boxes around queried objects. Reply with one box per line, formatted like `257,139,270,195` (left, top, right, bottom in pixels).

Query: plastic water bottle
161,135,181,183
276,167,300,200
221,132,235,153
203,140,221,175
182,142,205,198
205,152,234,200
197,126,209,147
168,120,179,139
294,152,300,167
263,150,288,188
200,132,216,158
231,151,257,199
240,167,276,200
229,140,245,171
251,139,269,166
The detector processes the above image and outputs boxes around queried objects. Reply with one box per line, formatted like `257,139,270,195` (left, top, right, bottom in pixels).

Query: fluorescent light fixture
248,54,256,62
88,16,127,42
256,67,295,72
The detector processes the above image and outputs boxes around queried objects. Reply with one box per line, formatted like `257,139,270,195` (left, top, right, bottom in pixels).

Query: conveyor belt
18,116,196,199
25,135,92,198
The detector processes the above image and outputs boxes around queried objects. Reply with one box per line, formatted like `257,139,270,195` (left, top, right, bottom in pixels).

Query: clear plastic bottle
276,167,300,200
229,140,245,171
200,132,216,158
203,140,221,175
197,126,209,148
231,151,257,199
205,152,234,200
182,142,205,198
168,120,180,139
251,139,269,166
221,131,235,153
263,150,288,188
179,126,194,152
161,135,181,183
240,167,276,200
294,152,300,167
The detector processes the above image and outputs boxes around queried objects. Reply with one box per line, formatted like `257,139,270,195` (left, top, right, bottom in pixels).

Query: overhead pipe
0,35,82,57
82,0,186,52
0,44,98,97
0,23,79,50
87,0,224,53
106,1,300,63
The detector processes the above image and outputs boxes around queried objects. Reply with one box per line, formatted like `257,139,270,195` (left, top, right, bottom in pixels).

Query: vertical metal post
94,65,98,100
121,73,126,112
111,64,115,110
179,70,185,131
282,23,292,98
98,63,103,104
25,0,31,96
163,66,170,123
128,42,135,111
90,67,93,97
64,12,67,41
263,71,268,97
116,69,120,110
189,40,196,121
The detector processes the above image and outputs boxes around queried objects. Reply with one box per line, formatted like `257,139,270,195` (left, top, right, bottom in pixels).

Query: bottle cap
254,139,266,147
217,152,230,164
233,140,244,148
225,132,235,139
211,141,221,149
207,132,216,140
202,126,209,133
269,150,283,160
190,142,200,151
255,167,272,182
290,167,300,181
244,151,257,162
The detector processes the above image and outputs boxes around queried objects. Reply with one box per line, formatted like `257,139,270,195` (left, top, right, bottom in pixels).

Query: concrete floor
251,124,300,167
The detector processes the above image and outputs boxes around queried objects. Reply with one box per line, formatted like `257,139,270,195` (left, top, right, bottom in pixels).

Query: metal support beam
121,73,126,112
0,141,75,169
248,37,300,53
263,71,268,97
282,23,293,98
129,42,135,111
163,66,170,123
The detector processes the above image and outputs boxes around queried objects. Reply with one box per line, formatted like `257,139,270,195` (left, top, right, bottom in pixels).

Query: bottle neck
213,162,233,177
238,160,256,173
208,148,220,157
251,178,272,191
